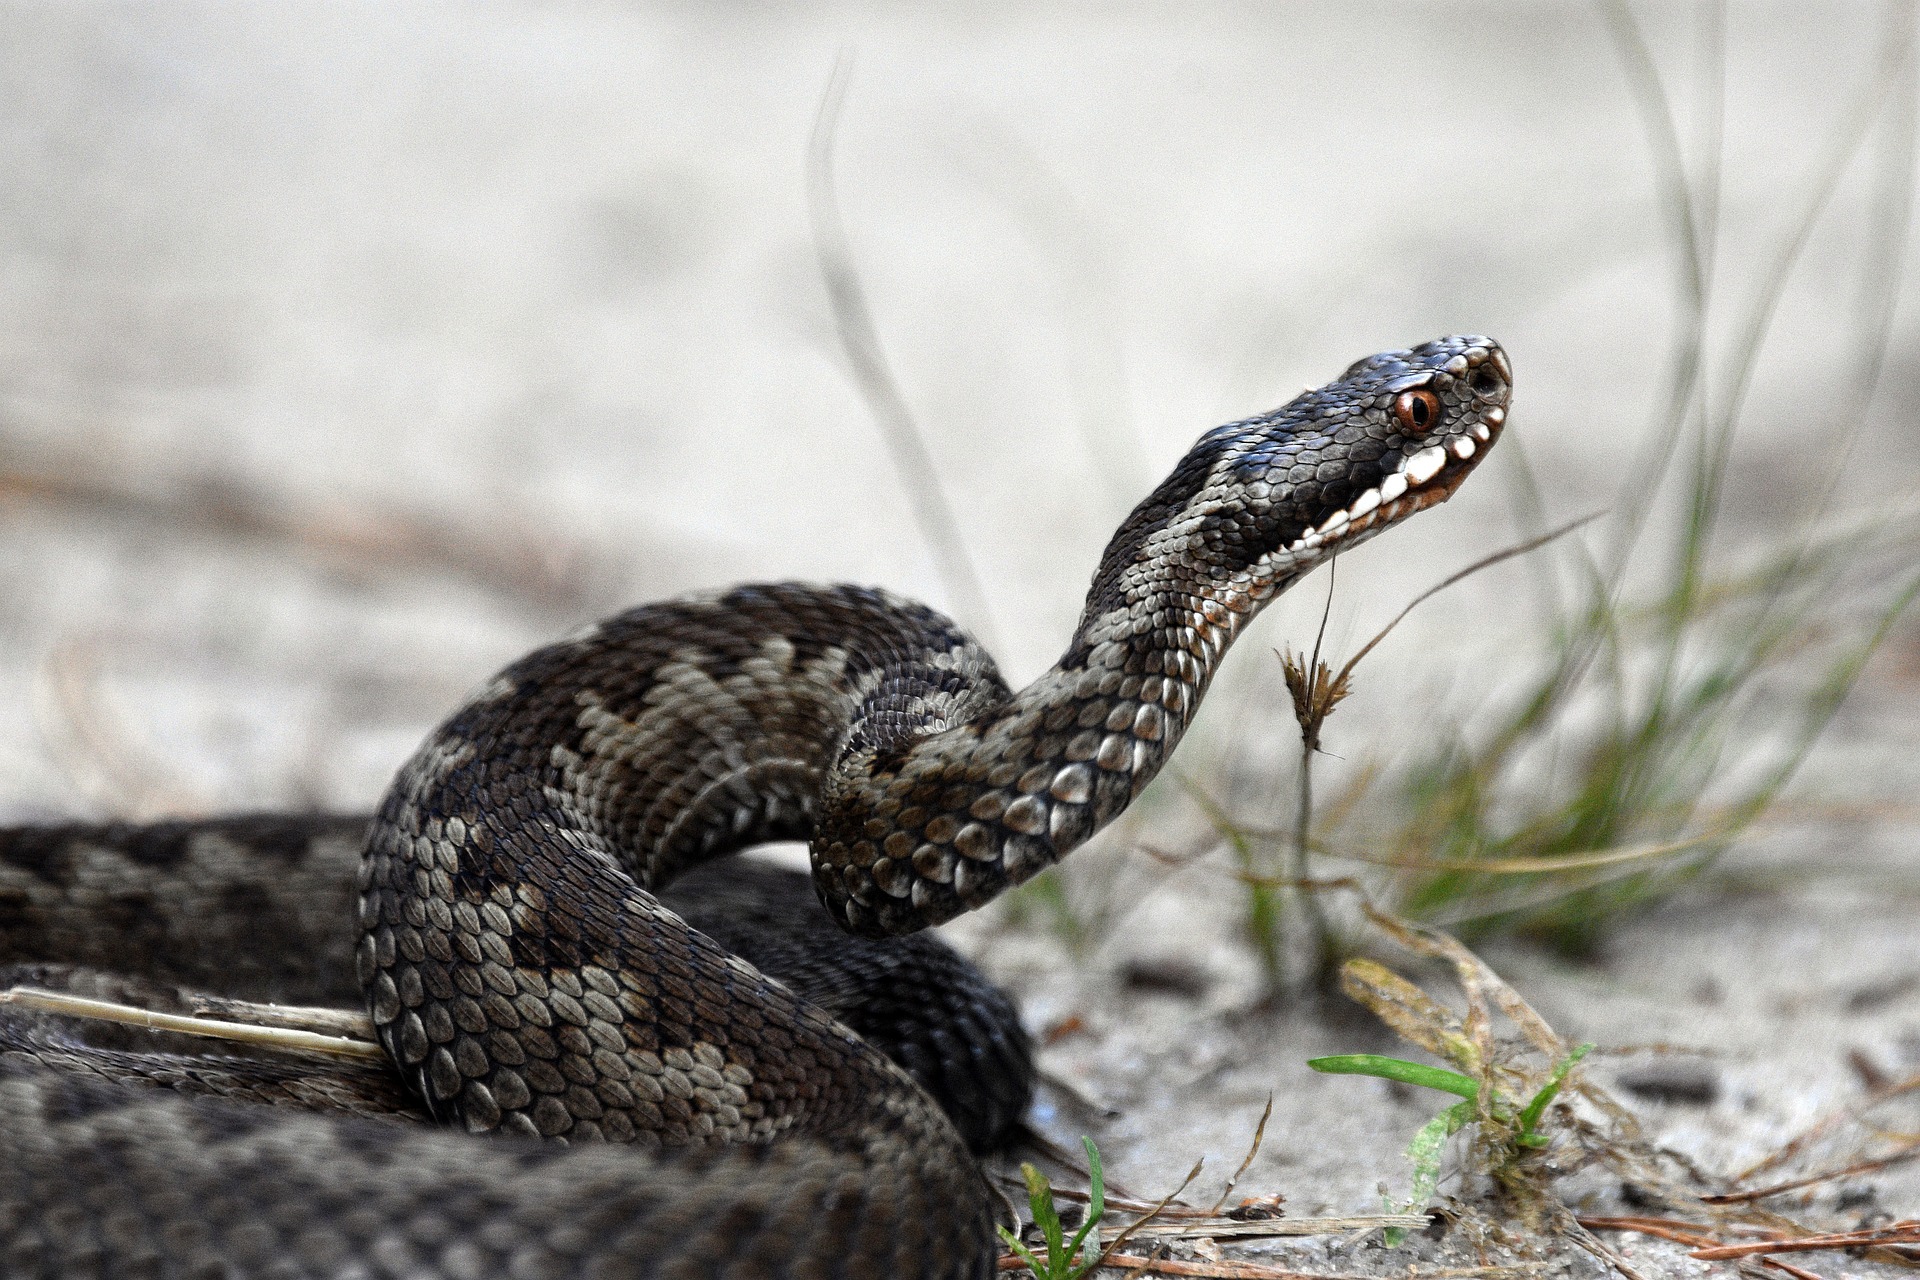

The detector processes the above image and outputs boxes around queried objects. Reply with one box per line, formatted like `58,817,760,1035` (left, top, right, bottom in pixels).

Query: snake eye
1394,388,1440,434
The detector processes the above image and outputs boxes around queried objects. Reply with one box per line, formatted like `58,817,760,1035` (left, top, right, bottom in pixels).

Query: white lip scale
1280,438,1463,557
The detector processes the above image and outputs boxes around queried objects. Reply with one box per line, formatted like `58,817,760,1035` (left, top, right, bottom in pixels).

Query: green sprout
998,1137,1108,1280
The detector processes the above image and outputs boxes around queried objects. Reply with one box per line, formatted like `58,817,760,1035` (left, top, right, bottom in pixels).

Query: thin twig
1703,1144,1920,1205
1210,1095,1274,1214
1090,1158,1205,1271
1288,825,1749,875
1755,1261,1830,1280
1561,1218,1652,1280
1578,1215,1715,1247
1689,1221,1920,1260
1330,513,1602,691
1010,1124,1147,1202
1118,1216,1429,1242
1732,1070,1920,1184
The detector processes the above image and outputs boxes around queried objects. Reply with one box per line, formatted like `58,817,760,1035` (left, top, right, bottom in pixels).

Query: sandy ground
2,3,1917,1276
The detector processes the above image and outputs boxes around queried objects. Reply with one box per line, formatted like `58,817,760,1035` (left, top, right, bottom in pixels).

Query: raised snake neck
1,334,1509,1279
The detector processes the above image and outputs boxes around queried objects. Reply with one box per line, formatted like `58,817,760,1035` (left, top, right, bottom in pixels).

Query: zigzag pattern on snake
0,335,1510,1278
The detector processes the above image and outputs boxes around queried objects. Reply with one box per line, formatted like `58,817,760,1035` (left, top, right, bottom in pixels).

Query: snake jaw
1245,335,1510,573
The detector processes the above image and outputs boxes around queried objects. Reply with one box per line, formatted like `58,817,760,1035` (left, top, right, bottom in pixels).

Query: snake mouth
1278,406,1505,560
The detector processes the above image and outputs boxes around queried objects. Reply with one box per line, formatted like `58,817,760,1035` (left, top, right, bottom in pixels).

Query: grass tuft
1373,1,1920,952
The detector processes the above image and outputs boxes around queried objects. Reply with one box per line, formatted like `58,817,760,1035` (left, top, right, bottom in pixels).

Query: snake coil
0,335,1508,1278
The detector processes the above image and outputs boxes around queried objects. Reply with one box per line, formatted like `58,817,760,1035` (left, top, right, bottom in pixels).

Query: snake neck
813,330,1516,936
814,552,1299,938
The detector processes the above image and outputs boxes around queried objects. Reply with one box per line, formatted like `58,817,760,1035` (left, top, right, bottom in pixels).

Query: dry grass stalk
994,1252,1539,1278
1,448,600,614
0,985,384,1064
806,55,999,651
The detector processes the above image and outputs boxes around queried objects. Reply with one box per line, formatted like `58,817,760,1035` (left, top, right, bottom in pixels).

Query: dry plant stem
992,1256,1387,1279
1359,899,1563,1059
32,633,211,821
1033,1066,1123,1120
0,987,386,1064
1336,908,1662,1280
1592,0,1711,589
1007,1255,1550,1279
1014,1184,1212,1221
1753,1263,1830,1280
807,55,999,651
986,1168,1421,1266
1579,1215,1837,1277
1703,1144,1920,1205
996,1247,1536,1279
1345,908,1914,1280
1012,1126,1147,1204
1118,1247,1172,1280
1088,1159,1206,1272
177,995,376,1040
1333,512,1603,687
1236,823,1751,875
1557,1219,1650,1280
1288,565,1340,983
1578,1216,1719,1248
1210,1096,1274,1214
0,448,595,614
1689,1221,1920,1261
1275,517,1598,982
1114,1216,1427,1243
1731,1067,1920,1184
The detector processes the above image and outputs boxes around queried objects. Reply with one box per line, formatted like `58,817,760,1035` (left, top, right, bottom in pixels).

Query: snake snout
1383,335,1509,500
1266,336,1509,567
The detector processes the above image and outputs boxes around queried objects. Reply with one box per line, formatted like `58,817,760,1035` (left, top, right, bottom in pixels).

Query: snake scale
0,334,1508,1278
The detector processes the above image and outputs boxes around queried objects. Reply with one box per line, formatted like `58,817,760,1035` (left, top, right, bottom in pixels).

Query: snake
0,334,1509,1278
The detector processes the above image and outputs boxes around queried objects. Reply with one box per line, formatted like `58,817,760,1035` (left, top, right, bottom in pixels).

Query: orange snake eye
1394,388,1440,434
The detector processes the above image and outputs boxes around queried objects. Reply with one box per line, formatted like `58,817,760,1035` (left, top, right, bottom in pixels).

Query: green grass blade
1062,1137,1106,1269
1517,1042,1594,1144
995,1227,1045,1278
1307,1054,1480,1101
1388,1098,1475,1245
1019,1162,1065,1267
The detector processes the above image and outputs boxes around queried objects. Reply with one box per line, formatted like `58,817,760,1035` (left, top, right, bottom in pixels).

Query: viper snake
0,334,1509,1278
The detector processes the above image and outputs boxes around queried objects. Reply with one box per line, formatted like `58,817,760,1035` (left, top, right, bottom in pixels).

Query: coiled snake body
0,335,1509,1277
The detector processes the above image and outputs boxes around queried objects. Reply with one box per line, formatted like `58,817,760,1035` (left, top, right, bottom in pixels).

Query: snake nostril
1470,365,1505,400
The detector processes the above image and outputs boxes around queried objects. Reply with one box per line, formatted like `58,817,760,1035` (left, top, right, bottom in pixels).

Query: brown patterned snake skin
0,335,1509,1278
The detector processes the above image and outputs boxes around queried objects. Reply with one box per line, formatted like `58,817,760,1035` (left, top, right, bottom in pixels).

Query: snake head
1080,335,1509,624
1224,333,1511,573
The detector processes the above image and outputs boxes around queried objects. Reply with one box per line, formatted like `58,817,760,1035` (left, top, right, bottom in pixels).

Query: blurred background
2,0,1917,1244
